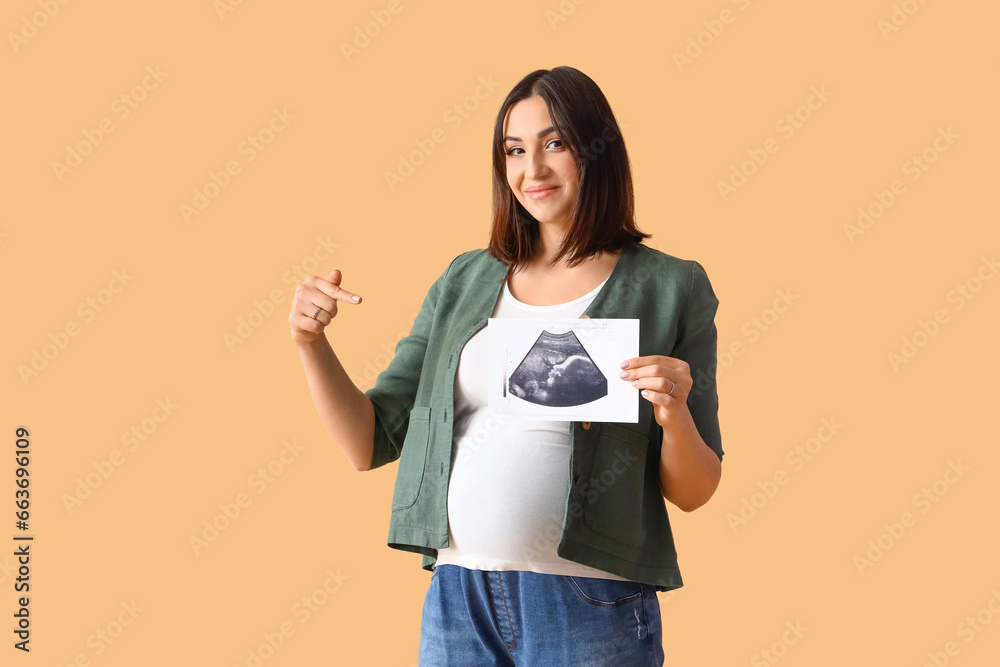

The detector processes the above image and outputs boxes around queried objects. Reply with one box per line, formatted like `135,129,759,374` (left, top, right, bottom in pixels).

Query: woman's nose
525,151,549,179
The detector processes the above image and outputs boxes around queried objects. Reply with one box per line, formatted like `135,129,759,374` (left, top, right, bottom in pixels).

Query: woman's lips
526,186,558,200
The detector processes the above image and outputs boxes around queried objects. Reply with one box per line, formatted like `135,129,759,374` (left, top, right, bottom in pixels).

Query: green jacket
364,240,723,592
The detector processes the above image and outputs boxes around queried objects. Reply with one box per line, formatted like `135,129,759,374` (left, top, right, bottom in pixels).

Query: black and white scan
507,329,608,407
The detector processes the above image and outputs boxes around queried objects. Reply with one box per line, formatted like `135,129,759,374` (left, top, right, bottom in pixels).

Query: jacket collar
472,241,641,320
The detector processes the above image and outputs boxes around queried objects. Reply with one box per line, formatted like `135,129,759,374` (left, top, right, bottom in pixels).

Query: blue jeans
418,564,665,666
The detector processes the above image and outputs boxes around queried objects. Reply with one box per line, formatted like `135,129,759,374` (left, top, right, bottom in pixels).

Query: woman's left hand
619,355,690,429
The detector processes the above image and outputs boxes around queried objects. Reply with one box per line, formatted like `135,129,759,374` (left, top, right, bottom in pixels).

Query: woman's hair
488,66,650,275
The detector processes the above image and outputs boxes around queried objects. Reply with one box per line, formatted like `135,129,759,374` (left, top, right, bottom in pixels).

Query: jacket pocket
581,422,649,546
391,406,431,511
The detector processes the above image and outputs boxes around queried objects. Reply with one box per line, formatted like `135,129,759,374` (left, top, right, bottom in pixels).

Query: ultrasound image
507,329,608,407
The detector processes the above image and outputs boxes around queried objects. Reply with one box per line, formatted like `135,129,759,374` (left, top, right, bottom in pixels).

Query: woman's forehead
503,97,554,135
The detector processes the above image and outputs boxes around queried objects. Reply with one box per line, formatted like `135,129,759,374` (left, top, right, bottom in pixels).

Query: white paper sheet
487,318,640,422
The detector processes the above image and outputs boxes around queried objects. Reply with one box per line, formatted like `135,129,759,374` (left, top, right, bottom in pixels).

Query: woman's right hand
289,269,363,345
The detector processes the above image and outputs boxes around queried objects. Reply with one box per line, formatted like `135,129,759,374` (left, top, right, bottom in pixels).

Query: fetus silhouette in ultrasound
507,330,608,407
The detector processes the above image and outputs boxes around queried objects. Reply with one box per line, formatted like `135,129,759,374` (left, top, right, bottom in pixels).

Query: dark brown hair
488,66,650,276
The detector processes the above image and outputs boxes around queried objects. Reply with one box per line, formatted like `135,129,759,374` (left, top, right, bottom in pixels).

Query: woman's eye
504,140,562,156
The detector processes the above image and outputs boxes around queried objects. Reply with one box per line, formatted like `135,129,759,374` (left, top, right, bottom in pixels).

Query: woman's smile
526,185,559,200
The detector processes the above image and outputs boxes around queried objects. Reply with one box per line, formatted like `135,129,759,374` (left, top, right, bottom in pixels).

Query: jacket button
581,421,591,430
579,314,590,319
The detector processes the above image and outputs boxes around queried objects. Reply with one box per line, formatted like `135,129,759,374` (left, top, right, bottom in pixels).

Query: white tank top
433,275,630,581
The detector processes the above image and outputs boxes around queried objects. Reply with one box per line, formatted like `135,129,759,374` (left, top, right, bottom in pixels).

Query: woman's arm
295,335,376,471
658,406,722,511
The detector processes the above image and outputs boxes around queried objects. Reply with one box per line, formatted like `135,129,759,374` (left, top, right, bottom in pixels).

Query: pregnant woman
290,66,724,666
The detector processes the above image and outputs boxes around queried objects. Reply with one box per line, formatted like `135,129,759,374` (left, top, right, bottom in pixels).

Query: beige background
3,0,999,665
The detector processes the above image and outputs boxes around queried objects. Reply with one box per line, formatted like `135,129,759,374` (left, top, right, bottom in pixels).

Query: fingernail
352,295,361,302
619,371,629,379
620,360,629,369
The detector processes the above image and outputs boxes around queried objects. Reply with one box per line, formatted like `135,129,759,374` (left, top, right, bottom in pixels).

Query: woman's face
502,95,579,231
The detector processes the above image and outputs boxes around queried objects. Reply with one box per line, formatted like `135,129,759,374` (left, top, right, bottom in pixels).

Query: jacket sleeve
363,253,458,471
670,260,724,461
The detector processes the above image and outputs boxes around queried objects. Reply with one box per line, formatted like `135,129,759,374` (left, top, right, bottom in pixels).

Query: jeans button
581,421,591,430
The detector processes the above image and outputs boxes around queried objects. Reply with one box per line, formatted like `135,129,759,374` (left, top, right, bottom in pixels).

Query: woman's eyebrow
503,126,557,143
